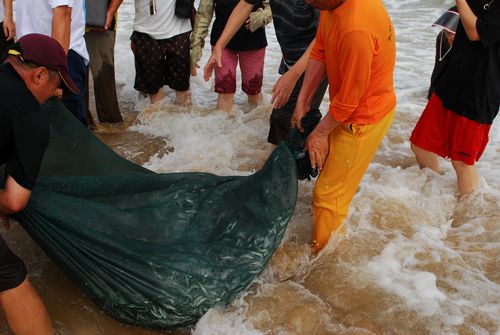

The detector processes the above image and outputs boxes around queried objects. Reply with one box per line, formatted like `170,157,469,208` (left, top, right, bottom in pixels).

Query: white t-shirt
16,0,89,63
134,0,191,40
0,2,5,23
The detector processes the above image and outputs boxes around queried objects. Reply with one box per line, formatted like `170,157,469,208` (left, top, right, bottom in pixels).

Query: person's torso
435,0,500,124
134,0,192,40
16,0,89,63
210,0,267,51
270,0,319,67
320,0,396,123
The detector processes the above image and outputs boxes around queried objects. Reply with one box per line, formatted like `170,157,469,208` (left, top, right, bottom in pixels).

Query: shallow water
2,0,499,334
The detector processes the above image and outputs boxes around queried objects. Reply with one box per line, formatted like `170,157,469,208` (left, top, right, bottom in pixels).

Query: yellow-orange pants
312,108,396,251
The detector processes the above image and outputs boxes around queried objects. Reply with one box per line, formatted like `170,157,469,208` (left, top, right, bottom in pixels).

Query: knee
451,160,475,174
410,142,420,155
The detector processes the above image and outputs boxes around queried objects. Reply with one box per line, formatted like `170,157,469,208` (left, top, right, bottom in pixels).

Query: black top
270,0,319,74
428,30,452,99
435,0,500,124
210,0,267,51
0,63,49,190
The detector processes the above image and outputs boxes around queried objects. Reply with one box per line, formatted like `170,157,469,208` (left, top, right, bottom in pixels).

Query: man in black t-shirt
410,0,500,198
0,33,80,335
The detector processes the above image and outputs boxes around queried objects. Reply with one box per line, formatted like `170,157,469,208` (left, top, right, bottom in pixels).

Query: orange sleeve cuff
328,99,359,123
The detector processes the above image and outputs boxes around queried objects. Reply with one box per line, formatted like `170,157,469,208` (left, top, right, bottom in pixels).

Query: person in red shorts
410,0,500,197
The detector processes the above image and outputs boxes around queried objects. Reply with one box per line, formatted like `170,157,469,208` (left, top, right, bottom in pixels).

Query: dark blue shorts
62,50,89,126
0,234,27,292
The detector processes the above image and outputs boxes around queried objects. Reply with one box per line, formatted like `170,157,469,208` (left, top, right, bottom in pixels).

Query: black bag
175,0,195,19
286,109,322,181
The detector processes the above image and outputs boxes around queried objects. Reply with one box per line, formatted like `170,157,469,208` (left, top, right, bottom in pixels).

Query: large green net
8,100,298,329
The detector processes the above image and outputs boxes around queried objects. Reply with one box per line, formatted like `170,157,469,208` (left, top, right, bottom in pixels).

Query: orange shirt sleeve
329,30,374,123
309,22,326,64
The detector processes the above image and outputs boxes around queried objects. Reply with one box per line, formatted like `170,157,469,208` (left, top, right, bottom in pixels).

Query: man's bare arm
105,0,124,30
2,0,15,41
0,176,32,215
456,0,480,41
52,6,72,54
291,58,327,131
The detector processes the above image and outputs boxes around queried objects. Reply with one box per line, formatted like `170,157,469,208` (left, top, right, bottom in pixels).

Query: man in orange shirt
291,0,397,251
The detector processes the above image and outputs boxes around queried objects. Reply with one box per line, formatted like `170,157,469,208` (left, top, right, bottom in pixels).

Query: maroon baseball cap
8,33,80,94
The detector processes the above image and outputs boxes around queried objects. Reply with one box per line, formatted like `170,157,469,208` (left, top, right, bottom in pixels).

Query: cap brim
58,70,80,94
432,11,460,34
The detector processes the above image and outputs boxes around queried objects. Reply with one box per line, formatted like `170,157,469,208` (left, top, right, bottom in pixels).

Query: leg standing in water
84,0,125,125
410,0,500,198
131,0,192,106
191,0,271,112
291,0,397,252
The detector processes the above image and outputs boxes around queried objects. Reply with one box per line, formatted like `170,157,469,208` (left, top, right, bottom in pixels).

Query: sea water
1,0,499,334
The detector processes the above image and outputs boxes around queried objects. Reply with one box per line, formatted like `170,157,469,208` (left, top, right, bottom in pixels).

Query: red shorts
213,47,265,95
410,93,491,165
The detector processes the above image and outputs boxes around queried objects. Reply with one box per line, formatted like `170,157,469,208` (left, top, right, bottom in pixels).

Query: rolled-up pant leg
312,108,396,251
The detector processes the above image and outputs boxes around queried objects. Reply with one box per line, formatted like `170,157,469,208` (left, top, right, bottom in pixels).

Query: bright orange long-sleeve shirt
310,0,396,124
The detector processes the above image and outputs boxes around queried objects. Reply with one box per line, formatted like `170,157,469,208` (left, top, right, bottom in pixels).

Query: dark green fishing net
6,99,299,329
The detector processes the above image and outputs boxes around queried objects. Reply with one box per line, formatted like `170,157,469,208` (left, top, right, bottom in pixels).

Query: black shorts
0,234,27,292
131,31,190,94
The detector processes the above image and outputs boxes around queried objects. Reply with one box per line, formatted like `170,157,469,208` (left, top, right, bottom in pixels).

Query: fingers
272,81,292,109
3,26,10,40
191,63,199,76
298,122,305,132
306,131,329,171
290,117,304,132
309,146,317,171
273,93,290,110
203,59,215,81
272,92,282,109
308,145,322,171
104,12,113,30
204,52,223,81
315,150,324,171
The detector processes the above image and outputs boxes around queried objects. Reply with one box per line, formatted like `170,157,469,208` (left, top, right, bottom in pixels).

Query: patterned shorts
131,31,190,94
